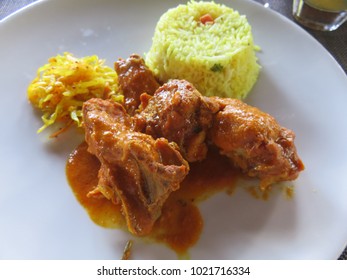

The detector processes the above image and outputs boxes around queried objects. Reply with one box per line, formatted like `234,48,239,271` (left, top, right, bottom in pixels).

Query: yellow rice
145,0,260,99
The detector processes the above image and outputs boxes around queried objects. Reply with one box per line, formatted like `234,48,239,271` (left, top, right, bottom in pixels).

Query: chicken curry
65,54,304,256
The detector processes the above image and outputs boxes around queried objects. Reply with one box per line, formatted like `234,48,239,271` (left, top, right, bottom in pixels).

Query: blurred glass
292,0,347,31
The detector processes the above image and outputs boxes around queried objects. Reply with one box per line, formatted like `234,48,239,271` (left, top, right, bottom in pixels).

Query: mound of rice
145,0,260,99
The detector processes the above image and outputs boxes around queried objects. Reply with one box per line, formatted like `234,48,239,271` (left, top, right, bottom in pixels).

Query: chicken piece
135,79,219,162
83,98,189,236
209,97,304,189
114,54,160,115
135,78,303,187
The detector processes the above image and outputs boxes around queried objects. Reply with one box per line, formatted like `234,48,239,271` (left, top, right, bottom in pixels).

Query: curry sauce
66,141,240,255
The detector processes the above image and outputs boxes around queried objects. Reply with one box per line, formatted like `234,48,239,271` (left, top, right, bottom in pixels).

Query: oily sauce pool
66,141,240,256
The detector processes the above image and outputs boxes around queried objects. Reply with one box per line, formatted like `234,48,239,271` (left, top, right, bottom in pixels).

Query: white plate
1,0,347,260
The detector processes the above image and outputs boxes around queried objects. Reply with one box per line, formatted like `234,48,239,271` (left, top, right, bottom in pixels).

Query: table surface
1,0,346,260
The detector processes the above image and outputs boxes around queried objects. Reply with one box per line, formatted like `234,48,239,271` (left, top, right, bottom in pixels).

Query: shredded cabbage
27,52,123,136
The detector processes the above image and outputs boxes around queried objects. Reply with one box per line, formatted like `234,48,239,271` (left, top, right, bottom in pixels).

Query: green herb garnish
210,63,223,72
